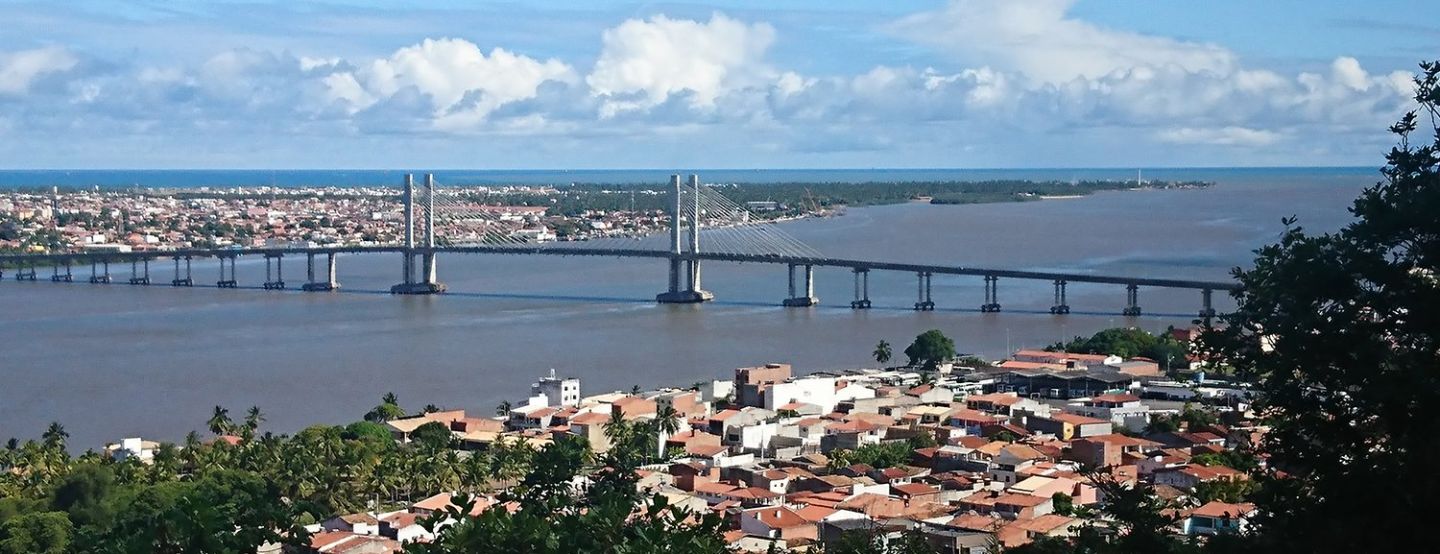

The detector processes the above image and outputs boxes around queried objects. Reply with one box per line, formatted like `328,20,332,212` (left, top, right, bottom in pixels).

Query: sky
0,0,1434,169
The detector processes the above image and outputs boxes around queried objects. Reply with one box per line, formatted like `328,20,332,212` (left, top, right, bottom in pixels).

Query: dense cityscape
1,1,1435,553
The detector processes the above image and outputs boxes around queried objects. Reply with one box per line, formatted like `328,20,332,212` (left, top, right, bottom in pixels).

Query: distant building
533,369,581,407
104,437,159,463
736,363,792,407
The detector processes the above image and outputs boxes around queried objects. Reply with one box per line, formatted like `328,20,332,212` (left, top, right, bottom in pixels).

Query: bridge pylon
657,174,713,303
392,173,446,295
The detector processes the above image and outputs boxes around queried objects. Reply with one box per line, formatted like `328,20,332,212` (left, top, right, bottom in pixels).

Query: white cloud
0,5,1420,166
890,0,1235,84
1156,126,1282,147
587,13,776,117
324,38,577,130
0,45,79,94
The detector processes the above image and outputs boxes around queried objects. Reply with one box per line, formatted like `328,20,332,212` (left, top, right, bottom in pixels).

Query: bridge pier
18,261,36,281
263,254,287,290
217,255,238,288
783,263,819,307
980,275,1001,312
1049,279,1069,314
89,260,112,284
171,256,193,287
657,174,711,303
129,258,150,285
850,268,871,309
391,174,446,294
913,272,935,311
303,252,340,291
1122,284,1142,316
1199,288,1216,322
51,260,73,283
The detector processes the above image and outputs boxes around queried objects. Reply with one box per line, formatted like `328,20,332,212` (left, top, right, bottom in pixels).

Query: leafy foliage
904,330,956,371
1050,327,1188,369
1194,60,1440,551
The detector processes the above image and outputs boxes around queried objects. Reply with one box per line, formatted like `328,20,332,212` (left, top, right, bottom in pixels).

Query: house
307,531,401,553
988,444,1049,485
1068,434,1162,468
965,392,1049,417
104,437,159,463
736,363,793,407
379,512,431,544
1022,413,1111,440
531,369,581,407
1154,464,1246,489
1011,514,1081,541
1065,393,1151,432
321,513,381,536
947,408,1007,436
1182,501,1256,535
904,384,954,404
738,506,818,542
822,418,885,451
891,483,942,505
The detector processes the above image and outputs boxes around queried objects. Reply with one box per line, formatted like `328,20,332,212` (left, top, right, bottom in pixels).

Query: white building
764,376,876,414
1065,393,1152,432
532,369,581,407
104,437,159,463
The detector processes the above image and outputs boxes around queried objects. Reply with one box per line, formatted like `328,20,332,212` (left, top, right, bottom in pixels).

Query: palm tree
41,422,68,451
245,406,266,433
365,393,406,423
207,406,234,436
495,400,513,418
874,340,893,365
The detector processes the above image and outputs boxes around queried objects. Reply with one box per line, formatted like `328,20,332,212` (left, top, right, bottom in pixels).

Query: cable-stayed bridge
0,173,1234,319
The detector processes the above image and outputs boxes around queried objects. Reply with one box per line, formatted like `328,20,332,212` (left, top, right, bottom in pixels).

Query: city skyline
1,0,1433,169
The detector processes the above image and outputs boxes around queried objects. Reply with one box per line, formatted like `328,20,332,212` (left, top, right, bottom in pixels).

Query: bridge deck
0,245,1239,291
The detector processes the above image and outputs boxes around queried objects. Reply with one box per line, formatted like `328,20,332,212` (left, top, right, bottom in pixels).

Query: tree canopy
904,329,956,371
1195,60,1440,552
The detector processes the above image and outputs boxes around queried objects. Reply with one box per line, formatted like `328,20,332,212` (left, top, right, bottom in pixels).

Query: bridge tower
391,173,446,294
657,174,713,303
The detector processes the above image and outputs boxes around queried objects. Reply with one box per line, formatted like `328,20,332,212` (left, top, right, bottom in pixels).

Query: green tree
206,406,234,436
410,422,456,451
0,511,71,554
341,421,393,443
904,329,956,371
1198,61,1440,552
365,392,406,423
874,340,893,365
39,423,67,453
48,465,118,529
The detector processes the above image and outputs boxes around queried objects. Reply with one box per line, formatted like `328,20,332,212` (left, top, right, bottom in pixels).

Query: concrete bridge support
1200,288,1216,322
89,260,112,284
980,275,1002,312
170,256,193,287
392,173,446,294
303,253,339,291
658,174,712,303
51,260,73,282
263,254,286,290
129,259,150,285
913,272,935,311
217,255,238,288
850,268,871,309
783,263,819,307
1050,279,1070,314
1122,284,1142,316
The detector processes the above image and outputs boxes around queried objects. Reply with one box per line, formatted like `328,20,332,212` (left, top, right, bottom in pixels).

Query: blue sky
0,0,1433,169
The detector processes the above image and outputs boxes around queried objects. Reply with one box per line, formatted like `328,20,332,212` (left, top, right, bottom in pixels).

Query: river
0,168,1372,448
